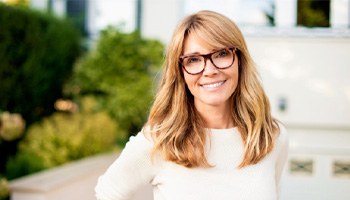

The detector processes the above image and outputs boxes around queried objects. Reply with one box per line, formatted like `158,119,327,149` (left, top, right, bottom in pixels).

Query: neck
196,103,234,129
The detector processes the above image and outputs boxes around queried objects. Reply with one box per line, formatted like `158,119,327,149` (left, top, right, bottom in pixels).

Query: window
66,0,87,36
290,158,313,176
297,0,330,27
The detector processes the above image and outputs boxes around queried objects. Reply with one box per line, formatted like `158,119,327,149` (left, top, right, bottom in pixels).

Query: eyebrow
181,52,201,57
182,48,218,57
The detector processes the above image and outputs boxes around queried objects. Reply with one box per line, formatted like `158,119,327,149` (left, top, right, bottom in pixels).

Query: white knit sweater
95,125,288,200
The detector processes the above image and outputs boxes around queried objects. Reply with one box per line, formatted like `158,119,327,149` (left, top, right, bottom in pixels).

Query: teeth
202,81,225,88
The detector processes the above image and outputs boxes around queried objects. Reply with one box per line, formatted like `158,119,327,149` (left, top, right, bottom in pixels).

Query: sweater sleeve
95,131,156,200
275,124,289,199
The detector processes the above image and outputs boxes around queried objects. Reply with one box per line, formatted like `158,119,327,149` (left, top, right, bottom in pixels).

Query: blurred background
0,0,349,200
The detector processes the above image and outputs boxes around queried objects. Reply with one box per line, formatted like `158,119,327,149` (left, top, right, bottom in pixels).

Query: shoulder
106,127,158,175
124,127,154,154
275,121,289,152
276,122,288,143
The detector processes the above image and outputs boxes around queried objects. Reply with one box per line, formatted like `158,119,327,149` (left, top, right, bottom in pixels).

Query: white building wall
142,0,269,42
52,0,66,17
183,0,240,22
30,0,48,11
30,0,350,41
331,0,350,28
247,36,350,127
247,35,350,200
275,0,297,27
142,0,184,43
86,0,135,38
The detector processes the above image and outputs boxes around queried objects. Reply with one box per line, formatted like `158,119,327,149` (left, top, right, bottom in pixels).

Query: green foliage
0,3,81,125
71,27,164,140
297,0,330,27
0,176,9,200
5,152,44,180
0,112,25,141
5,97,118,180
3,0,28,7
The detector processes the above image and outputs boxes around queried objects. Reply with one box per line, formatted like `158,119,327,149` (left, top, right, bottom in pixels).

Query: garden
0,2,164,200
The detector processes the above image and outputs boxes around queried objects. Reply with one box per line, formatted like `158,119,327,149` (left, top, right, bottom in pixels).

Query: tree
70,27,164,141
0,3,81,125
0,2,80,175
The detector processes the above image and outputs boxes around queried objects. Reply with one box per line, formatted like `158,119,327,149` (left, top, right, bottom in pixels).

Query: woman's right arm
95,131,156,200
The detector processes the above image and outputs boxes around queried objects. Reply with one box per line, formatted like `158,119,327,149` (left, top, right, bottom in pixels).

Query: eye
185,56,202,64
214,49,230,58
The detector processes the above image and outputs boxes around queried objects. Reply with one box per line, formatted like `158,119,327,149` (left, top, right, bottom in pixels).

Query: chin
199,98,229,107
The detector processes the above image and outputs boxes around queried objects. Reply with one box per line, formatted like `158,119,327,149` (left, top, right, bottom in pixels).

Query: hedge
0,3,81,125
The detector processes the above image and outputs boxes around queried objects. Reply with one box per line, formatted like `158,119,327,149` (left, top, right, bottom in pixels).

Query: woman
95,10,288,200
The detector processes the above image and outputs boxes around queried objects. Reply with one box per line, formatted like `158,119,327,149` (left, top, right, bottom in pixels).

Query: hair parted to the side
146,10,279,168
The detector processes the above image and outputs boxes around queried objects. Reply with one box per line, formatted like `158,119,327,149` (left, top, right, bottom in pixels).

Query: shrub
0,176,9,200
0,3,81,179
0,112,25,141
5,152,44,180
0,3,81,125
6,97,118,180
70,27,164,141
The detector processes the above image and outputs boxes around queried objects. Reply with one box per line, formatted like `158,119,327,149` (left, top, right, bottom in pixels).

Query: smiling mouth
201,81,226,89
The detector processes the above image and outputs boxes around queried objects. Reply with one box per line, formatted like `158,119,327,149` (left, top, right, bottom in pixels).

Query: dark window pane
297,0,330,27
66,0,87,36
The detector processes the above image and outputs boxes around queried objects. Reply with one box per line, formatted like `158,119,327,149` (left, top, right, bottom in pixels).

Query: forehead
183,33,217,55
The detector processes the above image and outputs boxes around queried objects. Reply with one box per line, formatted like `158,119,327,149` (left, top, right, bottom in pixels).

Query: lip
200,80,226,89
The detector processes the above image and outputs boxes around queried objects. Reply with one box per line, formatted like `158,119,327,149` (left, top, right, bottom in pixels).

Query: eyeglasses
179,47,237,75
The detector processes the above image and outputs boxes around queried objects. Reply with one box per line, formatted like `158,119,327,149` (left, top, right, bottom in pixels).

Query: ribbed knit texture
95,125,288,200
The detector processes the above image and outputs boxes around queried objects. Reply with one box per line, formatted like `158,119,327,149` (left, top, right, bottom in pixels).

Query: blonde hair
147,10,279,168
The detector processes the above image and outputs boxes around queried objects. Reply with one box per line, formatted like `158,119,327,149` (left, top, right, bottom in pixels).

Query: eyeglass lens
182,48,235,74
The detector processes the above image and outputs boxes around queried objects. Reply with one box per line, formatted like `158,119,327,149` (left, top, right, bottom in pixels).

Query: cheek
183,74,199,97
183,73,196,88
228,65,240,92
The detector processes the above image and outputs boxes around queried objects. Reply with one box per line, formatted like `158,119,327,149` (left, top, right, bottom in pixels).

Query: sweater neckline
207,127,237,134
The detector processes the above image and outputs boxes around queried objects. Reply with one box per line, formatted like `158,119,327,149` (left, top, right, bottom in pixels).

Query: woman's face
182,34,239,111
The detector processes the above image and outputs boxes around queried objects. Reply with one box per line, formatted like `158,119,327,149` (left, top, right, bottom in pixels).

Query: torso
151,128,279,200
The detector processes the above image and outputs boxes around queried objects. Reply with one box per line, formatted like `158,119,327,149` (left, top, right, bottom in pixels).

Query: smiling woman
95,10,288,200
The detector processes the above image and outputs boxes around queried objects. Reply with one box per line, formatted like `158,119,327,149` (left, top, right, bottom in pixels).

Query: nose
202,58,218,76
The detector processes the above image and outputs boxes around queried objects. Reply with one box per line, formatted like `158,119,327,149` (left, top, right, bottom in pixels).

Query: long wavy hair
146,10,279,168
